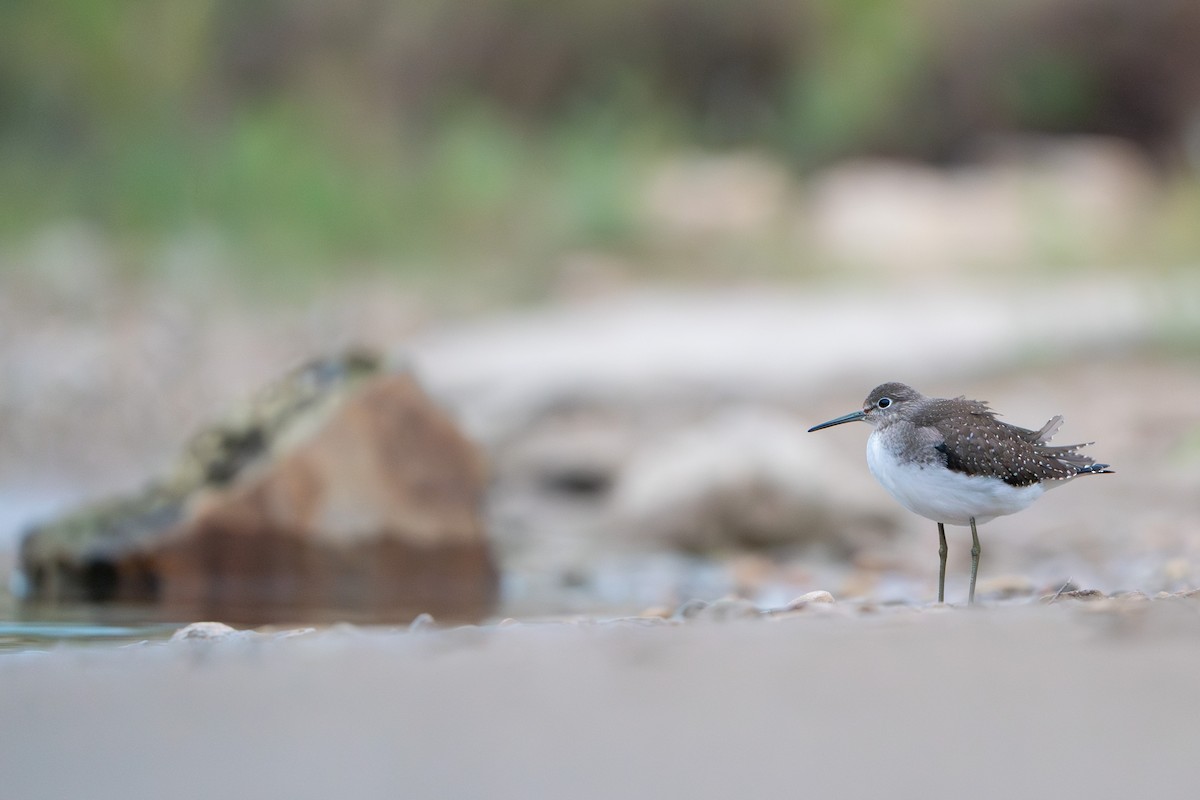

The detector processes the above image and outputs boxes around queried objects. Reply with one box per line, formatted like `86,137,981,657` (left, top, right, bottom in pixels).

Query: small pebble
170,622,242,642
409,613,437,632
784,591,835,610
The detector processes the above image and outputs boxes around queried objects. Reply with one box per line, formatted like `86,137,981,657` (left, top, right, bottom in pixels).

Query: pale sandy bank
3,599,1199,800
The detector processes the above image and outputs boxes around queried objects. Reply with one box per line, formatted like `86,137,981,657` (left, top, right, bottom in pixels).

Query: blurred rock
550,251,635,303
611,408,896,554
169,622,243,642
785,590,835,608
641,152,792,241
19,351,498,625
768,590,839,620
408,613,437,632
168,621,315,643
804,137,1157,275
806,159,1025,273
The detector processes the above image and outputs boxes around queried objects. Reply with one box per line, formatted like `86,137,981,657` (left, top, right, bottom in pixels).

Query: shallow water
0,620,181,652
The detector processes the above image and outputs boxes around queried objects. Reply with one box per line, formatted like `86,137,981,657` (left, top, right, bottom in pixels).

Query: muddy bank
3,598,1200,800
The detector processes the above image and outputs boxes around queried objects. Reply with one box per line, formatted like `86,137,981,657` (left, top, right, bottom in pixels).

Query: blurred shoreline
2,273,1197,621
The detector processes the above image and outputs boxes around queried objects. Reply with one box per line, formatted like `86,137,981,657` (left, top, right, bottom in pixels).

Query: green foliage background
2,0,1199,284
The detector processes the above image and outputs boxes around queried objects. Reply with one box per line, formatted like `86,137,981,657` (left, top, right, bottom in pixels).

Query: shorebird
808,383,1112,604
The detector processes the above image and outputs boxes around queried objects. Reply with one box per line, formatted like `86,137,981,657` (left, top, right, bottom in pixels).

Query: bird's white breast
866,431,1044,526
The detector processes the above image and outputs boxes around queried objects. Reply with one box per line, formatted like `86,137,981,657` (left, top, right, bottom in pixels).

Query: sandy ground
3,598,1200,800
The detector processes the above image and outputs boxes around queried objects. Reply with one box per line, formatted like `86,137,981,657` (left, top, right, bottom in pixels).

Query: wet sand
4,598,1200,800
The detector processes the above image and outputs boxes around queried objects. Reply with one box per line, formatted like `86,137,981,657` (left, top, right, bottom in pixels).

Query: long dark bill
807,410,866,432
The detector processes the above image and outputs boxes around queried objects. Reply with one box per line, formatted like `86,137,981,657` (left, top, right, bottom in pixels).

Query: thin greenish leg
937,523,948,604
968,517,981,605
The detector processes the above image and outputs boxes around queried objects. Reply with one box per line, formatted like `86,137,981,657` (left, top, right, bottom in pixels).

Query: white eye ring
877,397,892,409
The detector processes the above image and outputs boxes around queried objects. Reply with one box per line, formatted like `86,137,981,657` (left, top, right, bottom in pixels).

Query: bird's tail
1029,415,1064,444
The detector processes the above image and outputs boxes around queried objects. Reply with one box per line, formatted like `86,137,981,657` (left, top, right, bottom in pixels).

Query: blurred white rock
640,152,793,240
611,408,895,553
804,136,1157,275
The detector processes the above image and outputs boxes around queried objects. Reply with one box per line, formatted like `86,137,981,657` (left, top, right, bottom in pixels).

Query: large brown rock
19,352,498,624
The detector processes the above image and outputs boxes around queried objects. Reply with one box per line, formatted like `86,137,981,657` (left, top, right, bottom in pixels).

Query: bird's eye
877,397,892,409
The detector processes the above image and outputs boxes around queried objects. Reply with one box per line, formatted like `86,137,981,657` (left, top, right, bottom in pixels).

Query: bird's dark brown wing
931,412,1106,487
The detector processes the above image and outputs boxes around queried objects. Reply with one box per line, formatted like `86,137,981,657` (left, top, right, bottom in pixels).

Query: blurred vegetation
1,0,1199,287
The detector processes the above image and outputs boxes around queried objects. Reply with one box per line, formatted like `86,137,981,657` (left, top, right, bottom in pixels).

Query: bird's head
808,382,923,431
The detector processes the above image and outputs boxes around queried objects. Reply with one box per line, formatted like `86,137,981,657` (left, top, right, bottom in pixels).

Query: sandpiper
808,383,1112,604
